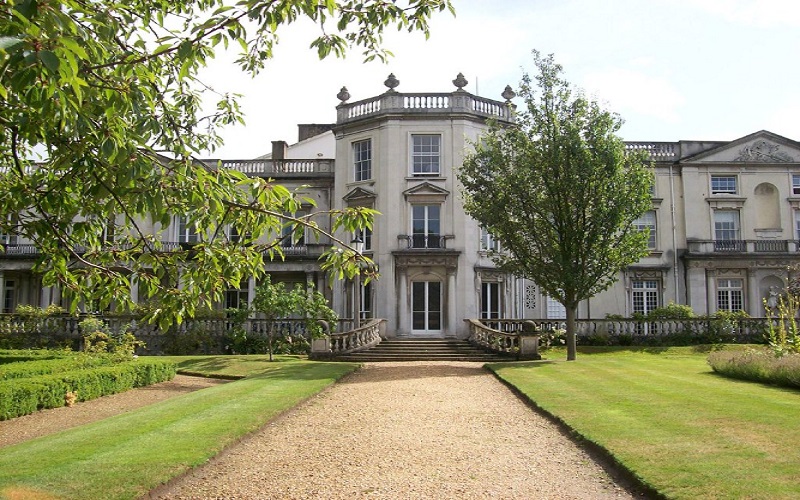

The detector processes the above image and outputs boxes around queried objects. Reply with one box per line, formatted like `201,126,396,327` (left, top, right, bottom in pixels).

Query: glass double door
412,281,441,334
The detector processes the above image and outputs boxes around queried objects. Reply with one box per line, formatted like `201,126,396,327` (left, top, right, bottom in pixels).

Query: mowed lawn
489,347,800,500
0,356,359,500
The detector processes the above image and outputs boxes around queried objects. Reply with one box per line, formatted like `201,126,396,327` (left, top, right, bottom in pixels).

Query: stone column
706,269,716,315
0,273,5,313
447,270,456,338
747,268,759,316
247,276,256,308
398,268,408,336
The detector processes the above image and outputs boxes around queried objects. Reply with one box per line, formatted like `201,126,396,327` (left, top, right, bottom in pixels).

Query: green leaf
0,36,24,52
38,50,60,72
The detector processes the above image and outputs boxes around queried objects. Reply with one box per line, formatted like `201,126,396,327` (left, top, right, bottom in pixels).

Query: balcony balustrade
687,240,799,254
337,91,514,125
398,234,447,250
207,159,334,176
624,142,678,161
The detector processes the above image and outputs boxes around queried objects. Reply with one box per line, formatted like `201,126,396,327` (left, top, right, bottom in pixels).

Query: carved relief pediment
683,131,800,164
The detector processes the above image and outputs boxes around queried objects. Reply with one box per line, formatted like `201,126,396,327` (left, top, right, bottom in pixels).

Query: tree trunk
566,304,577,361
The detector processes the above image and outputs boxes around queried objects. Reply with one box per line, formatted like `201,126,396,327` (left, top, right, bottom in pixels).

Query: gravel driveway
152,362,639,499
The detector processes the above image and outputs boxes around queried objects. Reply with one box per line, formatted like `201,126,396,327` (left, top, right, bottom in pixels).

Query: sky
200,0,800,159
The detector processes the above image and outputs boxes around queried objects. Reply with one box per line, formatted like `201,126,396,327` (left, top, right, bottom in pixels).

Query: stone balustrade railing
337,92,514,125
625,142,678,160
0,314,351,354
687,240,798,254
466,319,541,360
311,318,385,359
207,159,334,176
480,317,769,344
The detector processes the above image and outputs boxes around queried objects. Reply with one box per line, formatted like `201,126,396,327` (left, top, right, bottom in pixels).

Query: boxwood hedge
0,358,176,420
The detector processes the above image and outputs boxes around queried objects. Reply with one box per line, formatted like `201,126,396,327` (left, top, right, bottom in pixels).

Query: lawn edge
485,362,666,500
144,362,363,498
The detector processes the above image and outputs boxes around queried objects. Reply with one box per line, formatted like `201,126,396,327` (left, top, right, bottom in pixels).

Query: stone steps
332,338,513,362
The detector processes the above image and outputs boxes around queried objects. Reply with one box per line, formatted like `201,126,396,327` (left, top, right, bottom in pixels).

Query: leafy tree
0,0,451,327
250,274,336,361
458,51,652,361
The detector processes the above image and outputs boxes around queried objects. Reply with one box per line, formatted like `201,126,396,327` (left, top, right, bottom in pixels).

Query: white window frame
176,215,199,243
546,296,566,319
795,211,800,240
710,175,738,195
411,204,441,249
224,283,249,310
793,174,800,196
633,210,657,249
353,226,372,252
410,134,441,176
631,280,660,315
481,282,502,320
353,139,372,182
714,210,740,241
480,227,500,252
717,278,744,312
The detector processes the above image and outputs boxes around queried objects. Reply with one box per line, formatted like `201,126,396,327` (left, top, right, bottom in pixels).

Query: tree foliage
250,274,337,361
0,0,452,327
458,51,653,360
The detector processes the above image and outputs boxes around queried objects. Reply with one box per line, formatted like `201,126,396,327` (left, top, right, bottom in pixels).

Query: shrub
80,317,144,358
646,302,695,320
708,349,800,389
0,354,115,381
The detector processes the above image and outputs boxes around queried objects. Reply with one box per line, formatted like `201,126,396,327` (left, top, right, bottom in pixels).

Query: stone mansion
3,74,800,338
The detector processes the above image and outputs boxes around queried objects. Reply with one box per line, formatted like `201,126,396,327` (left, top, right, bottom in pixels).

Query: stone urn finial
452,72,468,91
337,86,350,103
384,73,400,92
501,85,516,102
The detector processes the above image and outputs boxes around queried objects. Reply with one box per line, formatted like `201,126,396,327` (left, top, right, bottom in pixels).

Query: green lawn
0,356,359,500
489,347,800,500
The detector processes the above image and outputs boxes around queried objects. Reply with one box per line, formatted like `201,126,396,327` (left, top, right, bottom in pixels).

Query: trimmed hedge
0,358,176,420
0,349,70,365
0,355,118,381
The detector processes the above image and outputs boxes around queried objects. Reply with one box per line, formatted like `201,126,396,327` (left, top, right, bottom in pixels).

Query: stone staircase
331,338,513,362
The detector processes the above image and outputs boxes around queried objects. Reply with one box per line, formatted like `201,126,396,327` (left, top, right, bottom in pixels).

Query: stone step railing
311,318,385,359
466,319,541,360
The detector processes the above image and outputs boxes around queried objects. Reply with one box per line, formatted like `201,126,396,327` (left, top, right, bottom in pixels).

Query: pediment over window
683,130,800,164
403,182,450,202
343,187,377,205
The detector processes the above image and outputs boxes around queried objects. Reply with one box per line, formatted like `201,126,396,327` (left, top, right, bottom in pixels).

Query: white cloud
684,0,800,28
582,69,686,123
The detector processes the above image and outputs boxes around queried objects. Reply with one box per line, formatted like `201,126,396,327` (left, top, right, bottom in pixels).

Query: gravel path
153,362,638,499
0,375,227,448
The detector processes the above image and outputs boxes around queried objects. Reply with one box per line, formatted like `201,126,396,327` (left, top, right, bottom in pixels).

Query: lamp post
351,236,364,329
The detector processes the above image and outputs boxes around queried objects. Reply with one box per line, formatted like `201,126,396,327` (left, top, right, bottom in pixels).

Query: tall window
480,227,500,252
793,175,800,196
546,296,566,319
353,139,372,182
225,282,249,310
360,281,373,320
3,279,15,313
632,280,659,315
633,211,657,249
0,215,17,245
795,211,800,240
714,211,740,241
481,282,501,320
177,216,198,243
411,205,440,248
354,226,372,252
226,225,241,244
717,278,744,312
411,134,440,175
711,175,737,195
281,213,306,247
